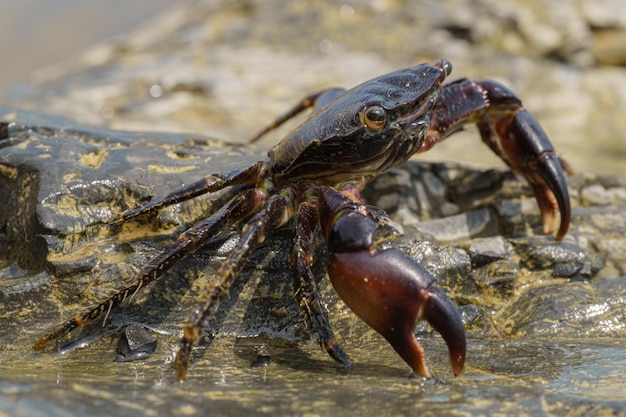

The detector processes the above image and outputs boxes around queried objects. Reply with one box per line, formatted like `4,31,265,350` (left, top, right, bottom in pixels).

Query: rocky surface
1,106,625,416
1,1,625,416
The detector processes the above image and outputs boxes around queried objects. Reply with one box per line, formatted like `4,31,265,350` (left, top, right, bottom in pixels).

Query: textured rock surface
1,1,625,416
1,106,625,416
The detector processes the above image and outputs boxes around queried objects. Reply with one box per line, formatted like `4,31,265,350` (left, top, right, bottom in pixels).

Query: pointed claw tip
424,287,467,376
533,152,571,242
450,350,466,377
556,222,569,242
416,366,432,379
381,325,432,379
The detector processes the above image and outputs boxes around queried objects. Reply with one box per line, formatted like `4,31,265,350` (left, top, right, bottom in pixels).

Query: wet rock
0,107,261,349
363,163,461,225
115,324,158,362
467,236,512,268
0,104,624,416
249,344,272,367
511,237,605,279
471,259,518,302
48,254,98,277
413,208,499,243
569,204,626,277
499,277,626,338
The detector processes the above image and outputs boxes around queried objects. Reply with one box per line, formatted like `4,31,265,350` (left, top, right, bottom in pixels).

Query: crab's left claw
503,110,572,240
324,210,466,377
475,83,573,240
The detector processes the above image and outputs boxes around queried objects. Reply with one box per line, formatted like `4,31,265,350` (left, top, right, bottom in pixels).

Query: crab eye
360,105,387,131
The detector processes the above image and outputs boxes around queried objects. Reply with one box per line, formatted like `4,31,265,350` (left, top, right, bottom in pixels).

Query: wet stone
467,236,512,268
511,236,605,279
363,163,461,225
250,344,273,367
48,253,98,277
471,259,518,302
402,239,478,299
494,198,544,239
457,304,493,337
450,168,503,201
0,270,51,297
115,324,158,362
413,208,499,243
499,277,626,338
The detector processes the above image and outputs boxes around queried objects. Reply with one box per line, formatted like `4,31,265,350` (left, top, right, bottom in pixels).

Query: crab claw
477,96,572,241
505,110,572,240
325,211,466,377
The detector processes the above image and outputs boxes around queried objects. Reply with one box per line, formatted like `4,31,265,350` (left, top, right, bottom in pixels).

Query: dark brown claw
506,110,571,240
431,78,572,241
420,285,466,376
324,209,466,377
471,85,572,241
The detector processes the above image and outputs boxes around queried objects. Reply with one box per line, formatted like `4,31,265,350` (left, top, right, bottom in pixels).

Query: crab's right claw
324,211,466,378
328,244,466,377
421,283,467,377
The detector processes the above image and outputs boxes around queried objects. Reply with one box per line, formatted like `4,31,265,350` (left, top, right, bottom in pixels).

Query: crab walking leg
422,78,571,240
317,186,466,377
174,189,296,381
248,88,346,144
123,161,269,220
33,187,265,350
291,199,352,366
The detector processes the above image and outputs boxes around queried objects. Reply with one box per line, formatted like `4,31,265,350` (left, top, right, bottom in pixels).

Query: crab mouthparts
396,98,435,150
403,96,435,123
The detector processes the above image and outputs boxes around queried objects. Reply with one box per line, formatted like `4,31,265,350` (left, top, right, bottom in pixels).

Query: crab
33,59,572,381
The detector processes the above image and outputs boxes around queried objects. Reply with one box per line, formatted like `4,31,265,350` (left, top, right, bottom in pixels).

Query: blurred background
1,0,625,175
0,0,183,92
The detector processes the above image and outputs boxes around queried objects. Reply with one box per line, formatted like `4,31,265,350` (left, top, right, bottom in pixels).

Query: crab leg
174,188,296,381
122,161,269,220
317,186,466,377
248,88,346,144
33,187,265,351
424,79,572,240
291,199,352,366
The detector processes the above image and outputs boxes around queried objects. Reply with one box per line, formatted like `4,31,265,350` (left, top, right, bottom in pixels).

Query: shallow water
2,337,625,417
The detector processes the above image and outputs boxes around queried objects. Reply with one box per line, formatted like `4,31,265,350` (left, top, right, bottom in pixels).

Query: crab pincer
492,108,572,240
426,78,572,241
319,187,466,377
